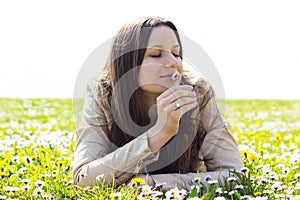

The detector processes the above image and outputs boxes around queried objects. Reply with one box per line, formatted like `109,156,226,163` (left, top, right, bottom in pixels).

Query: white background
0,0,299,99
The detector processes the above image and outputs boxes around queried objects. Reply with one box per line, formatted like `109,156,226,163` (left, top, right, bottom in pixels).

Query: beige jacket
73,75,243,190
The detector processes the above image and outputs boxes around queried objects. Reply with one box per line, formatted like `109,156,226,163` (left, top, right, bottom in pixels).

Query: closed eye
150,54,161,58
173,53,182,59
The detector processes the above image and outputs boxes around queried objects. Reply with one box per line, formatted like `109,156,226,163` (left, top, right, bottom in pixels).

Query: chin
139,85,165,94
140,81,180,94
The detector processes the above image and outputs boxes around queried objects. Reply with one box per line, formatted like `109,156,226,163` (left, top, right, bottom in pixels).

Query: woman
73,16,243,190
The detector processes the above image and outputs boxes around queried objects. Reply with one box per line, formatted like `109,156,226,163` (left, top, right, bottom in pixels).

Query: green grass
0,99,299,199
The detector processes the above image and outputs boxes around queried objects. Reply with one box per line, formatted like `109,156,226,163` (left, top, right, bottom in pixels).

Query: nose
165,52,183,72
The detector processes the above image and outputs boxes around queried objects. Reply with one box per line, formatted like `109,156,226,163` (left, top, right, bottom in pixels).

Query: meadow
0,99,299,199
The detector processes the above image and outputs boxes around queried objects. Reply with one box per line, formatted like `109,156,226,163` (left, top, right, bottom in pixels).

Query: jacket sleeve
72,82,159,187
151,171,237,191
198,83,243,172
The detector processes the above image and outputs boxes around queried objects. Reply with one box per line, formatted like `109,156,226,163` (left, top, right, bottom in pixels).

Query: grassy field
0,99,299,199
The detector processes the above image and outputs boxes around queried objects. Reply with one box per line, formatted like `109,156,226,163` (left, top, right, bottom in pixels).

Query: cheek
138,67,151,86
138,65,160,82
138,66,165,92
178,61,184,73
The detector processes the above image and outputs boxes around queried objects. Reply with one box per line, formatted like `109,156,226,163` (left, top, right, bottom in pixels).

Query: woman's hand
147,84,198,152
155,84,197,137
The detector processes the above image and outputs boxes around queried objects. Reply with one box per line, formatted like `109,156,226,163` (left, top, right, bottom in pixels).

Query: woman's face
138,25,183,95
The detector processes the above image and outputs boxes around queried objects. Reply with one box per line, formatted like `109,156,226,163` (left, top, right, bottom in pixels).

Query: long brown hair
99,16,206,173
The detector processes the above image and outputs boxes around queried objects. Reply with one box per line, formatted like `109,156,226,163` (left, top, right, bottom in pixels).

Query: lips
160,74,173,78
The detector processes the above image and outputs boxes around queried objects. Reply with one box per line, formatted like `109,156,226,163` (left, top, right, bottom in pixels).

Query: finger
162,101,198,121
174,101,198,116
174,97,198,109
159,85,193,99
159,90,196,109
164,96,197,113
168,90,196,103
158,87,196,107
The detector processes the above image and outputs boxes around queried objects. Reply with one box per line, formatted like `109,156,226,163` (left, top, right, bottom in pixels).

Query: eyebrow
148,44,180,49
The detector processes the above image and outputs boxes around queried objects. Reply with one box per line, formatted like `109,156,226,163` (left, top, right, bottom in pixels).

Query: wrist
147,126,174,152
152,123,177,138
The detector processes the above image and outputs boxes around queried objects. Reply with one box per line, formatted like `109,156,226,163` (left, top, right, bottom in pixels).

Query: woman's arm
73,83,160,187
151,171,236,191
148,80,243,191
197,82,243,172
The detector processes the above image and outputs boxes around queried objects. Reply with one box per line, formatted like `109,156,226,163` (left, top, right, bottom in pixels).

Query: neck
142,91,159,110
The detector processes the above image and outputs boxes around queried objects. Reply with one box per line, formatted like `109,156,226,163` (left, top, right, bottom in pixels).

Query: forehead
146,25,179,47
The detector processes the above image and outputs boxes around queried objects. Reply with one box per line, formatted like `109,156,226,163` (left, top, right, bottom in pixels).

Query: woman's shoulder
85,79,112,110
